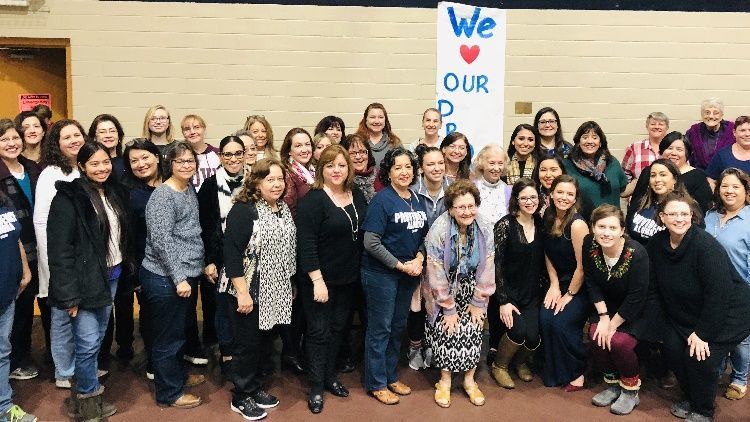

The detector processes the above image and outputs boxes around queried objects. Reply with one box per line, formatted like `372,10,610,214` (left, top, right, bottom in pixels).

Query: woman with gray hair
685,98,735,170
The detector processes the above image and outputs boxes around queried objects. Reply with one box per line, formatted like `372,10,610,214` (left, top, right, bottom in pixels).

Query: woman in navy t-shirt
361,147,428,405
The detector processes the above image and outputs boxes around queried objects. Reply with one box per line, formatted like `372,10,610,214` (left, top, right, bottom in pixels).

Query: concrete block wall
1,0,748,157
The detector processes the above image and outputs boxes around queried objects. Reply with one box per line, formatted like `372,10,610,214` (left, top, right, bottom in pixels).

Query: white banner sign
436,2,506,152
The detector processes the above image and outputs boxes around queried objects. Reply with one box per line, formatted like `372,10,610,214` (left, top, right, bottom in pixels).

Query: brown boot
512,342,537,382
491,334,521,389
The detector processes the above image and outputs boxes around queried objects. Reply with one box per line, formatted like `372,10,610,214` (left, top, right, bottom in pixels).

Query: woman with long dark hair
506,124,540,184
440,132,472,183
539,175,590,390
48,142,129,419
534,107,572,158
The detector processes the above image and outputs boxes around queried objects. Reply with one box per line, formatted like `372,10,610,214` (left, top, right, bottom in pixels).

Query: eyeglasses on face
220,151,245,159
538,119,558,126
150,116,169,122
172,159,196,166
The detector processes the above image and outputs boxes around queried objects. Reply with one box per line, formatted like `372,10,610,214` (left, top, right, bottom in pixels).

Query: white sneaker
183,354,209,365
97,369,108,378
55,378,72,389
146,371,154,380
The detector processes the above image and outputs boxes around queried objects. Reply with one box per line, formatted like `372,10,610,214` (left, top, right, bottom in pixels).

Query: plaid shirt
621,139,658,181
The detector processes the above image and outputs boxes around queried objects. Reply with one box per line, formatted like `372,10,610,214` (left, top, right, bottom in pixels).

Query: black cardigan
296,188,368,286
583,235,651,338
646,225,750,343
47,178,130,310
493,213,544,307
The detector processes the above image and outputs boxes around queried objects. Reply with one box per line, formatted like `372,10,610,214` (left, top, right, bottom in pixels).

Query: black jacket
197,175,223,268
47,178,130,310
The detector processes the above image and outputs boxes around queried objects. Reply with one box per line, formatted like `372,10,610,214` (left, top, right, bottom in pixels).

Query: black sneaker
252,390,279,409
230,397,267,421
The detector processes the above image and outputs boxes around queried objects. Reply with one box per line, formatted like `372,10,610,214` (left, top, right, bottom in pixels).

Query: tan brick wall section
1,1,749,156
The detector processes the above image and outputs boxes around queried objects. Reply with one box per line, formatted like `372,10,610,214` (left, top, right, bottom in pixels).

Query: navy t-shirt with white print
0,205,22,309
362,185,428,273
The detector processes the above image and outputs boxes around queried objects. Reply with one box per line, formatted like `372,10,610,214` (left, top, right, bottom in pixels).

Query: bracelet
311,276,323,282
598,312,609,317
567,289,576,296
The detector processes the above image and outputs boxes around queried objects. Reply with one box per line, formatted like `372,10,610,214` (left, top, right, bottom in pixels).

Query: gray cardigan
141,183,204,285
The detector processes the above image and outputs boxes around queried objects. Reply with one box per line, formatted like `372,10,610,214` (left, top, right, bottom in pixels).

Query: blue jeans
361,267,418,391
1,302,15,414
50,306,75,381
139,267,195,404
729,334,750,386
71,301,112,394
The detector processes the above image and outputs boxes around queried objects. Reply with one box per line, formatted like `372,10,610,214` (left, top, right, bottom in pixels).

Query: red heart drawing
460,45,480,64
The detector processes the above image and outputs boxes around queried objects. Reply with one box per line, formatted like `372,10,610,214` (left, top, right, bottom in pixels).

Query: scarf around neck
572,154,612,195
290,160,314,185
216,166,244,231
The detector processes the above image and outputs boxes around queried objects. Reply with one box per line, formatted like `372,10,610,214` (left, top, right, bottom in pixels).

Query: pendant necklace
399,190,414,212
326,187,359,241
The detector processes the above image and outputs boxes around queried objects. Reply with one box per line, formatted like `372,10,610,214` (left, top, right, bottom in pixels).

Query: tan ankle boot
512,343,537,382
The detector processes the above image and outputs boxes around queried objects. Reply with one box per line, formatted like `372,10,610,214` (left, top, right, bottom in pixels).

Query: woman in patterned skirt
424,179,496,408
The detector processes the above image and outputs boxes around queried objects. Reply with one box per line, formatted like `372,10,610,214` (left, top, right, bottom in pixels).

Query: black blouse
494,214,544,307
296,188,368,286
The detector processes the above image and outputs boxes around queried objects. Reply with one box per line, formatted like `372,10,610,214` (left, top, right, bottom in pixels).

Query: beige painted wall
1,0,748,157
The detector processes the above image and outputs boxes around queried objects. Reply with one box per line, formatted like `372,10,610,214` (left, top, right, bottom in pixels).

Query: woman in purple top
685,98,735,170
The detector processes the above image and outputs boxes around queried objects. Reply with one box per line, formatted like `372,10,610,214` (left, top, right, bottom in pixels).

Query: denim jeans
729,334,750,386
71,301,112,394
50,306,75,381
361,267,418,391
1,302,15,414
139,267,195,404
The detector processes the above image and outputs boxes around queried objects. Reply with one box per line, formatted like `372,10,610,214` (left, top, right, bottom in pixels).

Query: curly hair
444,179,481,210
378,147,418,187
42,119,88,174
235,158,287,204
14,110,47,142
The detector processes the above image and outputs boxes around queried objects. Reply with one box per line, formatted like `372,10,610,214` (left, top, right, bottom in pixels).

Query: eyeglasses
220,151,245,159
538,119,558,126
150,116,169,122
172,159,196,166
662,211,692,219
349,150,368,157
0,135,21,144
519,195,539,203
452,204,477,212
445,144,467,152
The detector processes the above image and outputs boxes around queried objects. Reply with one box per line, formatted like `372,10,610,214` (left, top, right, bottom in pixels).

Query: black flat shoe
338,359,355,373
282,355,305,375
326,381,350,398
308,394,324,414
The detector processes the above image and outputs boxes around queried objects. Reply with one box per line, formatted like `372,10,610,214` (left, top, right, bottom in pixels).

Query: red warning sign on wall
18,94,51,112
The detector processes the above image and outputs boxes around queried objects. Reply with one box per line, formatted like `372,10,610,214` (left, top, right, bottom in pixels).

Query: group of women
0,100,749,422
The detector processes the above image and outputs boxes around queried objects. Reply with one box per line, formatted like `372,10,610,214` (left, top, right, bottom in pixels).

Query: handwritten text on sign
436,2,506,151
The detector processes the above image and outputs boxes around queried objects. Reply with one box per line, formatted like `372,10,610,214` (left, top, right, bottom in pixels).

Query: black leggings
407,309,426,344
504,301,540,349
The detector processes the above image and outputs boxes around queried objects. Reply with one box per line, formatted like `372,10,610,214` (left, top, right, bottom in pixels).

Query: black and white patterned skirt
426,272,483,372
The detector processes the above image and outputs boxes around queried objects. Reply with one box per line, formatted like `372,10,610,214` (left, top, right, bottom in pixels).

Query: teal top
564,157,627,208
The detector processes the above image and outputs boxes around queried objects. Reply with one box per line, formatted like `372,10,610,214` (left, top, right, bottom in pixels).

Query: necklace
399,191,414,212
326,187,359,241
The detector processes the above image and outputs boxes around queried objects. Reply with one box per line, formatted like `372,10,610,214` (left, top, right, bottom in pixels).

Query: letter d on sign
438,99,454,117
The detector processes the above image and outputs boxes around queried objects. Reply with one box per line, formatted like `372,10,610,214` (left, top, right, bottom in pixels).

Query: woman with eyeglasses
704,168,750,400
14,111,47,164
534,107,572,158
490,178,544,390
440,132,472,183
648,192,750,421
120,139,163,379
88,114,126,180
140,141,206,409
47,142,129,420
341,134,377,204
424,179,495,408
244,115,277,160
34,120,85,390
197,136,247,374
141,105,175,157
539,175,590,390
506,124,540,185
0,119,41,382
